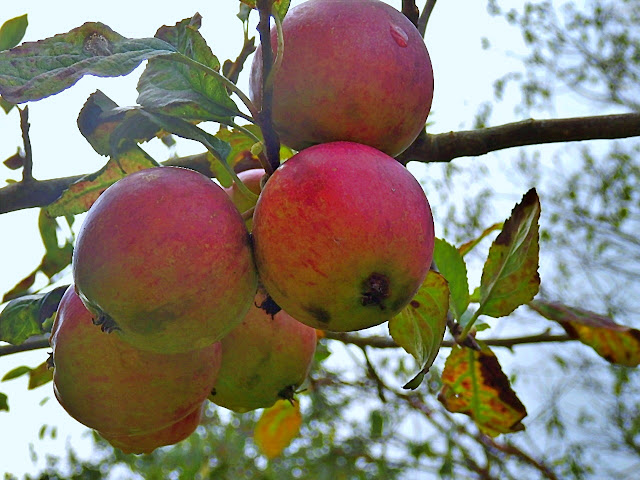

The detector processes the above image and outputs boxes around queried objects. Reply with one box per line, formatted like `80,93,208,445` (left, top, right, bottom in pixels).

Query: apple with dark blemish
252,141,435,331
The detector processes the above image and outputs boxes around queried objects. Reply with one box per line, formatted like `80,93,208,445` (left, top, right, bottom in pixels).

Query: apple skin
209,288,317,413
252,141,435,332
73,166,258,353
98,402,205,455
50,286,222,437
249,0,434,157
223,168,265,230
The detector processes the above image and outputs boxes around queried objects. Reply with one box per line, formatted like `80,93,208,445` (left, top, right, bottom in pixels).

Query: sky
0,1,539,477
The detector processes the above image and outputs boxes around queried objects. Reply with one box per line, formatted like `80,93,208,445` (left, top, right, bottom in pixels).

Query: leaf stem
19,106,34,183
264,8,284,92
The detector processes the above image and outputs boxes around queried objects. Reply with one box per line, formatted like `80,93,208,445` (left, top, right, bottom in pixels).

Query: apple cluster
48,0,435,455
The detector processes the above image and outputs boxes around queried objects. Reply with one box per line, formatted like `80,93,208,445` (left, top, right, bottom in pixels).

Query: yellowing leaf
458,222,503,257
28,361,53,390
45,149,157,217
254,399,302,459
529,300,640,367
389,271,449,389
438,344,527,437
479,189,540,318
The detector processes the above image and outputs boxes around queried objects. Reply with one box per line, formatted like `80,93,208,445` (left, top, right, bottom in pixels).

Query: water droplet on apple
390,24,409,47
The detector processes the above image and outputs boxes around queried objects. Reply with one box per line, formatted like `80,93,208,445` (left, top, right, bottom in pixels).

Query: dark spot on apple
410,300,420,308
256,294,281,319
305,305,331,324
92,313,121,334
210,387,217,397
361,272,390,309
278,384,297,405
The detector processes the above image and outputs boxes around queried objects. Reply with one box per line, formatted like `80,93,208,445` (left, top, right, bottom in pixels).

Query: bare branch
0,335,50,356
324,331,574,349
396,112,640,165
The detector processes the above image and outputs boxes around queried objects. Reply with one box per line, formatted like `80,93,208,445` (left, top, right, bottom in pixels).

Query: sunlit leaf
478,189,540,318
45,149,158,217
389,271,449,389
438,343,527,436
254,399,302,459
137,14,240,123
529,299,640,367
2,365,31,381
0,286,67,345
28,361,53,390
240,0,291,19
0,22,176,103
433,238,469,320
0,14,28,51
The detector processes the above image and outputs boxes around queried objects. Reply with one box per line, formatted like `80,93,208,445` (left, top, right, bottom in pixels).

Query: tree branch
2,113,639,214
402,1,419,27
396,112,640,165
323,331,573,349
0,330,574,358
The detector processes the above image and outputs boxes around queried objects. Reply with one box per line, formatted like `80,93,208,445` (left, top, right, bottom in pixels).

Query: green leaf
438,343,527,437
433,238,470,320
0,22,176,103
0,286,67,345
529,300,640,367
369,410,384,438
0,14,28,51
478,189,540,318
389,271,449,389
137,14,240,123
28,361,53,390
0,392,8,412
240,0,291,19
2,366,31,381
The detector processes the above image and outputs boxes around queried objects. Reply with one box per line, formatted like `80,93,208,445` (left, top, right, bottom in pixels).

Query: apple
252,141,435,331
250,0,434,157
73,166,258,353
50,286,222,437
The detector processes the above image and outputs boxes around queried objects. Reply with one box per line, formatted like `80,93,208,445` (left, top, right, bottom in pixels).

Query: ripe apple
50,286,222,437
252,141,435,331
209,287,317,413
98,402,205,454
250,0,434,157
73,166,258,353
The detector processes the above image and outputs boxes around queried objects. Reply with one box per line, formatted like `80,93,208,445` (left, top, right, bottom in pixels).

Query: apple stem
264,9,284,93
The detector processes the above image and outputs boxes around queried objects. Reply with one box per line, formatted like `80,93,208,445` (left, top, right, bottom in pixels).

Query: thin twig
402,0,420,27
19,106,34,183
255,0,281,173
418,0,438,37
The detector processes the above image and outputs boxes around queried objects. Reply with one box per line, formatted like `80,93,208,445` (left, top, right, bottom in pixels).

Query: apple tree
1,0,640,478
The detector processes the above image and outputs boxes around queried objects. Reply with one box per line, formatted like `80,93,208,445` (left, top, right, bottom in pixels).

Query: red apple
50,286,222,437
252,141,435,332
98,402,205,455
73,166,258,353
250,0,434,157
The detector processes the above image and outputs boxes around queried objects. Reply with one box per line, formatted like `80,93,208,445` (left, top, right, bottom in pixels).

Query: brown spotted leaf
529,299,640,367
0,22,176,104
389,271,449,389
438,343,527,437
478,189,540,318
254,399,302,459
